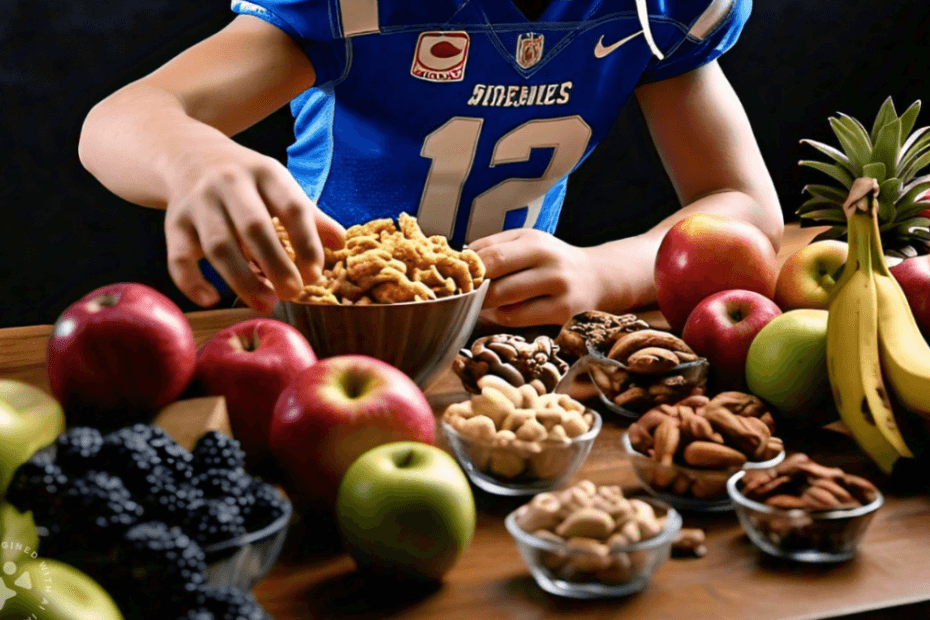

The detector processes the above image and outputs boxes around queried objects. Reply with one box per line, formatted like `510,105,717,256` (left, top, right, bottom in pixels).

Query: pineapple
798,97,930,257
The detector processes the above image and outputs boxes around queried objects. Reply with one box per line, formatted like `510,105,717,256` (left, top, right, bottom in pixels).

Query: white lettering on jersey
466,81,572,107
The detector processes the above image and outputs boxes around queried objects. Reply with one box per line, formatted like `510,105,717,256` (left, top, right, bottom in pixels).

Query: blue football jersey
231,0,750,246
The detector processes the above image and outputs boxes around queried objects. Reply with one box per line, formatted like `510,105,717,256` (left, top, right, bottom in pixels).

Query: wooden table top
2,223,929,620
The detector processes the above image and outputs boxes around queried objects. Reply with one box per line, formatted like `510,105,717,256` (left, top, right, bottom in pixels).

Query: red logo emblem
411,32,470,82
516,32,544,69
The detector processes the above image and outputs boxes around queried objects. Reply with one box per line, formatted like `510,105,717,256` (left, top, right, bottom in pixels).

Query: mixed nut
513,480,670,585
626,392,784,500
555,311,651,360
442,375,596,481
453,334,570,395
587,329,708,413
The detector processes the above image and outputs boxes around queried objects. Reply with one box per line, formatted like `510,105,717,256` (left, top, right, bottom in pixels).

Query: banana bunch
826,177,930,474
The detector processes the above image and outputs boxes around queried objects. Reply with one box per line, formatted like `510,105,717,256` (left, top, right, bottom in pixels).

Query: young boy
79,0,783,327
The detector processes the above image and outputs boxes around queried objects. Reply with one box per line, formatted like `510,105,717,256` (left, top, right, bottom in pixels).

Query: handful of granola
274,213,486,305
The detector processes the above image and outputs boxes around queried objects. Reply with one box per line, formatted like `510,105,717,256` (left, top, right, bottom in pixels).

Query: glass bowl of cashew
505,480,681,598
439,375,602,496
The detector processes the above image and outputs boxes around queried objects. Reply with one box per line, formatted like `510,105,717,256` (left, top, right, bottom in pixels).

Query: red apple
196,318,317,465
270,355,436,505
890,254,930,341
46,282,196,429
681,289,782,391
655,214,778,333
774,240,848,310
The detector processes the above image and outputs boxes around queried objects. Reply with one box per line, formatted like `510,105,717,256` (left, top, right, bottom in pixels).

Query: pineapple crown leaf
828,117,869,172
880,216,930,234
900,174,930,206
799,208,846,223
899,100,922,144
870,96,898,144
797,196,840,215
900,135,930,182
872,119,902,179
877,178,902,224
799,139,852,168
900,125,929,159
862,162,887,184
802,183,849,204
837,112,873,147
798,160,855,188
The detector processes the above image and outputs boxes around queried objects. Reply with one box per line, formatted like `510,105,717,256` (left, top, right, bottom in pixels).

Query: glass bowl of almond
621,392,785,512
727,454,884,562
440,376,601,496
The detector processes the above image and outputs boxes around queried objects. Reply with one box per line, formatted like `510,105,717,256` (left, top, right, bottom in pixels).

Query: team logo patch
515,32,544,69
411,32,470,82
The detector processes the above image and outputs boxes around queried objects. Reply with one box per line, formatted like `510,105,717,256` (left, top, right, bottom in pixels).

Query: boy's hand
469,229,605,327
163,145,345,314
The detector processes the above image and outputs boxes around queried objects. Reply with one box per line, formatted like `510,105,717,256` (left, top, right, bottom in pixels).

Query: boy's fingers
165,221,220,308
475,240,549,279
195,208,277,314
486,296,562,329
221,181,303,301
314,208,347,250
466,228,525,251
482,269,548,309
260,176,332,284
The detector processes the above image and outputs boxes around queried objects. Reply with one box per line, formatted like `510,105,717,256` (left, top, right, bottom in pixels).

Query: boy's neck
511,0,553,21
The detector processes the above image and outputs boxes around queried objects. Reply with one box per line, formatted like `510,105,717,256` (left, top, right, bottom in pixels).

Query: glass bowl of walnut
727,454,884,563
505,480,681,598
440,376,601,496
271,213,489,390
621,393,786,512
554,323,709,419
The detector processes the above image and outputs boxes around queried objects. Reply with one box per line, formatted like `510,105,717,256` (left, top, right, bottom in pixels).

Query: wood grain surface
2,224,929,620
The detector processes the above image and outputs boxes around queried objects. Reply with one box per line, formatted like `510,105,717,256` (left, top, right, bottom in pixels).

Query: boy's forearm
589,189,784,313
79,84,233,210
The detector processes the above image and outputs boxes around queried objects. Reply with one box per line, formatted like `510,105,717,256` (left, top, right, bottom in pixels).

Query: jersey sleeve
230,0,348,85
638,0,751,85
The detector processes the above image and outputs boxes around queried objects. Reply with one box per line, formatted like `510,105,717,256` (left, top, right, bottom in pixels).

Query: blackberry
191,432,245,473
57,472,142,534
144,483,204,523
6,456,69,524
175,610,215,620
133,424,196,483
241,481,289,533
122,521,207,595
97,428,163,491
54,427,104,475
194,468,252,507
183,498,246,548
201,586,267,620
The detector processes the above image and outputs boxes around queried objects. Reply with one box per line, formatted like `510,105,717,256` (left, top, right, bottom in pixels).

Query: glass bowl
621,431,785,512
440,409,602,496
727,470,884,563
504,497,681,599
273,280,489,390
555,351,709,419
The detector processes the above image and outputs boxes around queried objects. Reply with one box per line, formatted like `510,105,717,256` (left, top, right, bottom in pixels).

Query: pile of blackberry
8,425,290,620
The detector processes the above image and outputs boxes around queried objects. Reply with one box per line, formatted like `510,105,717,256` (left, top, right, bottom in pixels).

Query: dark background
1,0,928,328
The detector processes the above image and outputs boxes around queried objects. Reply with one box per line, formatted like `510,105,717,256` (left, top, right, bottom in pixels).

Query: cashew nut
477,374,523,406
555,508,615,539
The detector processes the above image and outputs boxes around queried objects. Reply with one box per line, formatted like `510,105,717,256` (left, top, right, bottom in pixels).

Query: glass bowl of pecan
505,480,681,598
440,377,602,496
555,327,709,419
271,213,489,389
727,454,884,562
621,393,786,512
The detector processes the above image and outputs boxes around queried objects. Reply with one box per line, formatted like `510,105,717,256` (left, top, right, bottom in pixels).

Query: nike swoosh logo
594,30,643,58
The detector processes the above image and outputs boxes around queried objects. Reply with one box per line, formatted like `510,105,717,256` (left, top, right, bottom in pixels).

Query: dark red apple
46,282,196,429
681,289,782,391
270,355,436,506
890,254,930,341
655,214,778,333
196,318,317,465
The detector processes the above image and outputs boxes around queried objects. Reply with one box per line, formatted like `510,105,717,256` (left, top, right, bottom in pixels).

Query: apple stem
394,450,416,468
228,330,261,352
730,310,743,322
85,294,119,312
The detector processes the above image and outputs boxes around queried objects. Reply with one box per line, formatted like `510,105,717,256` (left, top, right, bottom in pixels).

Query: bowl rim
203,491,294,556
727,470,885,519
621,430,786,475
276,278,490,308
504,496,682,554
440,406,603,448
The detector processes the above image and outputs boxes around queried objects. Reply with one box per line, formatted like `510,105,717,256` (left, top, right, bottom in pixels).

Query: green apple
745,309,838,428
0,557,124,620
336,441,475,582
0,380,66,498
0,503,39,565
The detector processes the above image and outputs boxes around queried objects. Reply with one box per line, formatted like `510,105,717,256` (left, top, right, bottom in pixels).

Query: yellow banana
867,194,930,423
825,179,909,473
